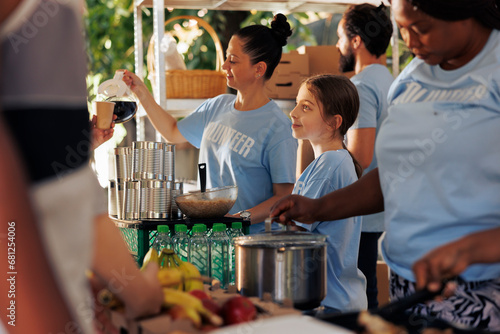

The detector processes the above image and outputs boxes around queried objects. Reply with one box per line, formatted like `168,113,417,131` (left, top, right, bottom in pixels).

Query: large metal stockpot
233,231,327,310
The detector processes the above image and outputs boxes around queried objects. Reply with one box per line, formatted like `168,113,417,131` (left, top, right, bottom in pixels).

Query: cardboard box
265,73,307,100
297,45,355,78
274,50,309,75
265,50,309,99
377,260,390,306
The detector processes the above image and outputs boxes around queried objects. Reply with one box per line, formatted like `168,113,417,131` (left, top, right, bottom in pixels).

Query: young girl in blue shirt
291,74,367,313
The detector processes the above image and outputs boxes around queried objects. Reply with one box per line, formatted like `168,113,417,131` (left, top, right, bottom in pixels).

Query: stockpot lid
233,231,327,248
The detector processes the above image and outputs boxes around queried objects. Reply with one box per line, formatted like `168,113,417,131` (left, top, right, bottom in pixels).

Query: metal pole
134,2,145,141
153,0,166,143
391,7,400,77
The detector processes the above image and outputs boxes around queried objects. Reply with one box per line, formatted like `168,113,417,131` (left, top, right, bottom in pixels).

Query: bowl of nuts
174,185,238,219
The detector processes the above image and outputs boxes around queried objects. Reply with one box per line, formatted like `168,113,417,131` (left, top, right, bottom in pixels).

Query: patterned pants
390,272,500,332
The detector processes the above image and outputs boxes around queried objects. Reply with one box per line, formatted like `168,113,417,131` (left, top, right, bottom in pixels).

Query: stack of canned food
108,141,184,220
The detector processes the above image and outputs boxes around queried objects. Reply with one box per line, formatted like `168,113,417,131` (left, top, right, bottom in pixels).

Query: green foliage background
84,0,319,102
83,1,410,102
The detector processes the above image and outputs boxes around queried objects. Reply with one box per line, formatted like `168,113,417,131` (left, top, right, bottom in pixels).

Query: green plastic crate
118,228,158,263
114,218,249,267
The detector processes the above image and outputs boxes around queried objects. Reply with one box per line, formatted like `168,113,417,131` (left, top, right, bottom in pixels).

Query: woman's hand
122,70,149,99
120,70,185,144
91,114,117,150
413,227,500,292
270,194,321,226
271,169,384,226
413,241,470,292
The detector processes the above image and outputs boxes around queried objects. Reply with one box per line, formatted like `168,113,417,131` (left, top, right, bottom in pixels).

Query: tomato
202,298,222,316
189,289,211,300
221,295,257,325
201,324,218,332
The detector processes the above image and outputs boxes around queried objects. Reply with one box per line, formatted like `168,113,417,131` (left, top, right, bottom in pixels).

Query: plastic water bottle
209,223,230,289
188,224,209,276
172,224,189,262
189,223,203,237
153,225,172,267
205,225,214,238
228,222,244,285
153,225,172,253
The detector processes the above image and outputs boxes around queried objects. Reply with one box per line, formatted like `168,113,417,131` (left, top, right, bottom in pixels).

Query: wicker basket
147,15,227,99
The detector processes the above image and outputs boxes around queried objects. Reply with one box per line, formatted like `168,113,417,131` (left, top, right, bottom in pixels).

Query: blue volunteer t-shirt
350,64,394,232
178,94,297,233
376,29,500,282
295,150,367,312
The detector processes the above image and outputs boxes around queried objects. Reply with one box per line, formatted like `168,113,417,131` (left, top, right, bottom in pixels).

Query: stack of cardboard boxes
264,50,309,100
265,45,355,100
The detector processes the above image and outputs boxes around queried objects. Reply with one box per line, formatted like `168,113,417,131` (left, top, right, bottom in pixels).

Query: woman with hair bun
123,14,297,233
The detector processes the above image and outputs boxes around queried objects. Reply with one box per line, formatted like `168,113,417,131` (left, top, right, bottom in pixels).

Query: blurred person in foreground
337,3,394,310
0,1,162,333
271,0,500,330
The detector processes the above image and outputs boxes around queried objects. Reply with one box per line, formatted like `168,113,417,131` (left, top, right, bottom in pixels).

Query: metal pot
234,231,327,310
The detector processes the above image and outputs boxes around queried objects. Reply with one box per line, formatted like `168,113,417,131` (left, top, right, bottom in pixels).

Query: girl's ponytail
343,142,363,179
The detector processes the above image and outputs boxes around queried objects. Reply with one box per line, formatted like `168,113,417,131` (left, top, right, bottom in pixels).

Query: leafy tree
84,1,318,102
85,0,147,101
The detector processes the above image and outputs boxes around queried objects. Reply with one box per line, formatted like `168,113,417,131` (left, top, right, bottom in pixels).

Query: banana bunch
141,247,159,271
159,249,205,292
162,287,223,328
157,266,184,290
97,286,223,329
171,252,205,292
141,248,183,290
98,248,220,329
142,247,205,292
158,249,185,290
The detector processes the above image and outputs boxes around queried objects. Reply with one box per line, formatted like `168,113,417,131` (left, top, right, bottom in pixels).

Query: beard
338,48,355,73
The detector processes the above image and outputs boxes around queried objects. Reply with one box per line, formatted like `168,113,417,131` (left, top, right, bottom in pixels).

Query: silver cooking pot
233,230,327,310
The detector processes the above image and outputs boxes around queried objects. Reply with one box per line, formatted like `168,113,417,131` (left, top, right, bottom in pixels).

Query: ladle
198,163,207,193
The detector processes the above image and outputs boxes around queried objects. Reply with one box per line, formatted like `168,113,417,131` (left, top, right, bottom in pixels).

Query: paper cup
95,101,115,129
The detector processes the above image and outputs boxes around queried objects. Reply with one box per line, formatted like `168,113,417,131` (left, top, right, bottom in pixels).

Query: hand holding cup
94,101,116,129
91,113,117,150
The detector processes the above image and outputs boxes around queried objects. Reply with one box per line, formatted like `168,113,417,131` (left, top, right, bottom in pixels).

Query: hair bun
271,13,292,47
376,3,388,13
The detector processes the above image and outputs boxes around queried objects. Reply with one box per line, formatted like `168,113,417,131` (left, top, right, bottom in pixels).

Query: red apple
201,324,218,332
189,289,210,300
202,298,222,316
221,295,257,325
167,304,202,328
